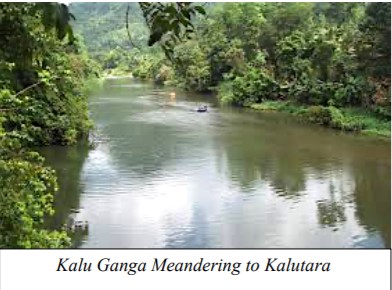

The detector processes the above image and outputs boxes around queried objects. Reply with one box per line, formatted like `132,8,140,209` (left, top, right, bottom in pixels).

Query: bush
217,80,236,104
298,105,332,125
0,4,97,247
297,105,382,132
154,64,173,85
230,66,279,106
0,132,71,248
171,41,212,92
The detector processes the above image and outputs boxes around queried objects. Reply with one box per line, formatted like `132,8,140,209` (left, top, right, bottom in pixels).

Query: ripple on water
46,78,390,248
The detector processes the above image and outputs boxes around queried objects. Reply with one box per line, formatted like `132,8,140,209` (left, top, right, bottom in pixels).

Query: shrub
230,66,279,106
0,132,71,248
299,105,332,125
217,81,236,104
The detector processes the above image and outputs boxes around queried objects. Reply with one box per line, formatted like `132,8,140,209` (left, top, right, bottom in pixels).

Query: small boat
197,105,208,113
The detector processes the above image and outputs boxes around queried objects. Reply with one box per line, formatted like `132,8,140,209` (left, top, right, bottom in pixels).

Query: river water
42,77,391,248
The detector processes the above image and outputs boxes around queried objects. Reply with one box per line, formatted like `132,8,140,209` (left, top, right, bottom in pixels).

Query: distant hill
69,2,149,57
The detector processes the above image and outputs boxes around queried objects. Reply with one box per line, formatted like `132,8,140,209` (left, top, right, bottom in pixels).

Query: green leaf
194,6,206,15
148,31,164,46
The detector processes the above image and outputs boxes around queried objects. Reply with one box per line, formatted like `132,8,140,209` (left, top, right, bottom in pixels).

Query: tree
137,2,206,60
358,3,391,77
0,2,97,248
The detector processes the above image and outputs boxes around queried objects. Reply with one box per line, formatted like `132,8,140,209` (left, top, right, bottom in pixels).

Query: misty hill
69,2,148,58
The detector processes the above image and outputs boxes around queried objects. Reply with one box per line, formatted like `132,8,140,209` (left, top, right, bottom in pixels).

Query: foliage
130,51,173,84
250,100,390,138
230,67,279,106
198,2,389,136
250,100,292,112
138,2,206,59
171,41,211,91
1,2,387,248
69,2,390,137
0,131,71,248
35,2,75,42
217,81,235,104
0,3,98,248
69,3,148,59
357,3,391,78
69,2,206,71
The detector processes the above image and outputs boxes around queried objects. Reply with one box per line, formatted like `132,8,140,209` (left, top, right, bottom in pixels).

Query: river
41,77,391,248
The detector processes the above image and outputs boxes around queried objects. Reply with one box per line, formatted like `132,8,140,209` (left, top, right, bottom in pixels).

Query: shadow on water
40,141,90,247
352,161,391,247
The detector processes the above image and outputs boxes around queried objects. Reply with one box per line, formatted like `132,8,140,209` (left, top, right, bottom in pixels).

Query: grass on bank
249,101,391,138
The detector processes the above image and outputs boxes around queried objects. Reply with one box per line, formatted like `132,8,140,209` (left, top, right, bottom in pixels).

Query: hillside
69,2,149,58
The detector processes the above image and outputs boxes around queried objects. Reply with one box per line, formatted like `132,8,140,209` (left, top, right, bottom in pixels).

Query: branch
126,4,140,49
14,80,45,97
0,81,45,112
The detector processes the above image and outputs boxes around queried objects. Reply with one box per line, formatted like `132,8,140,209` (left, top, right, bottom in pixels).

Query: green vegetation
69,3,206,81
69,3,146,75
250,101,390,138
71,2,389,137
1,2,390,247
0,3,99,248
177,3,390,137
69,3,166,79
1,1,205,248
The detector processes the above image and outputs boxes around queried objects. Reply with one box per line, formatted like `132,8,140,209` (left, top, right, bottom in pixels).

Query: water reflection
214,109,390,247
317,200,346,229
352,160,391,247
43,78,390,248
41,142,90,247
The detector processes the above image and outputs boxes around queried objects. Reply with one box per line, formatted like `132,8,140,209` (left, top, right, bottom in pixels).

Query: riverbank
102,69,133,78
126,74,391,139
248,101,390,139
44,77,391,248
